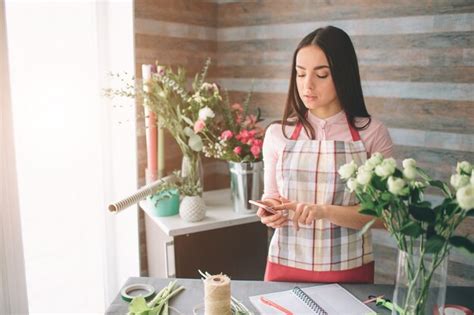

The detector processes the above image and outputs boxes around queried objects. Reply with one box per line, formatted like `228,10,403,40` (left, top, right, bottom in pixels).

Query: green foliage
127,280,184,315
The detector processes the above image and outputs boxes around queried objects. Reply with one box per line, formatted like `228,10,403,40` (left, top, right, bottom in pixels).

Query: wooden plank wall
215,0,474,285
134,0,474,284
134,0,219,275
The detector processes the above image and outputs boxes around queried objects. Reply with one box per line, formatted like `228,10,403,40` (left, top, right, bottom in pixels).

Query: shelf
139,188,261,237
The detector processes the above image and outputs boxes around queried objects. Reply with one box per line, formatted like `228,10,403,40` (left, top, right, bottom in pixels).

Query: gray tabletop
106,277,474,314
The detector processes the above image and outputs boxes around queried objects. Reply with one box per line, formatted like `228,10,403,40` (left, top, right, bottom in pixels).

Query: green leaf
358,218,377,237
381,192,392,201
371,175,386,191
429,180,451,196
425,235,446,254
409,204,435,223
400,221,424,237
188,135,203,152
410,188,421,204
129,297,151,314
449,236,474,254
359,208,378,216
360,200,375,211
466,209,474,217
393,169,403,178
181,115,193,126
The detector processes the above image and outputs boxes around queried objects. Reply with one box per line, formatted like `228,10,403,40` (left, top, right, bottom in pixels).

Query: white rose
403,166,417,181
198,107,215,121
402,158,416,169
456,184,474,210
450,174,470,190
364,159,377,170
375,159,396,178
384,158,397,168
471,171,474,185
347,178,359,192
367,152,383,167
388,176,408,196
338,160,358,180
456,161,472,175
410,181,426,189
357,170,373,186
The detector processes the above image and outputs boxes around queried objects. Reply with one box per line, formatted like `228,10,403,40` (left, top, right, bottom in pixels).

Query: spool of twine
204,274,232,315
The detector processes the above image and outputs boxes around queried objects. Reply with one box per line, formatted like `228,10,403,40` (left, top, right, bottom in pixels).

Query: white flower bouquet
339,155,473,314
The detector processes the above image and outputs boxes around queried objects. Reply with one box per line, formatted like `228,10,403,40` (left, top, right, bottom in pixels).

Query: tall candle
142,64,157,182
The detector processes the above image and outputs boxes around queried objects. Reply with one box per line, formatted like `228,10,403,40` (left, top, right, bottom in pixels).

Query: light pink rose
244,114,257,127
193,120,206,133
231,103,243,112
233,146,242,155
220,130,233,140
250,145,261,158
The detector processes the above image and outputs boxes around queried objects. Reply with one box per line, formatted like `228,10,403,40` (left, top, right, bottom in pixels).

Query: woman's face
295,45,339,112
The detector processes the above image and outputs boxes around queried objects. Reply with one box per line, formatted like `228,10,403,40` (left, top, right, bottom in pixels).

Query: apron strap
290,123,303,140
290,113,362,141
346,115,361,141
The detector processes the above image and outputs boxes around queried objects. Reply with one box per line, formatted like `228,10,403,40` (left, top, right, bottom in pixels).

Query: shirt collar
307,110,346,127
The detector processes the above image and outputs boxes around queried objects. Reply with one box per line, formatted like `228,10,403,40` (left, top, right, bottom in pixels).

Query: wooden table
106,277,474,314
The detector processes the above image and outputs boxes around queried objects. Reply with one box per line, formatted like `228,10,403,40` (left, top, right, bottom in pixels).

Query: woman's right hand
256,198,288,229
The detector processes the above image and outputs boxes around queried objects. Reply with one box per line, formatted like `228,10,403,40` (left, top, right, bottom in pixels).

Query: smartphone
249,200,285,215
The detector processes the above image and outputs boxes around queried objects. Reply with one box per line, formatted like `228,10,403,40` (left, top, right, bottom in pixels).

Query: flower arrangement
201,92,265,163
106,58,222,196
338,155,473,314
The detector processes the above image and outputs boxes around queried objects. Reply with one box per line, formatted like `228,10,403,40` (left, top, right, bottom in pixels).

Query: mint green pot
148,189,180,217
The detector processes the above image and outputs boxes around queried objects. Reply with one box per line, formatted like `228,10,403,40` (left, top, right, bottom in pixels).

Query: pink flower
252,139,263,147
248,129,257,137
244,114,257,127
250,145,261,158
220,130,233,141
236,130,249,142
193,120,206,133
233,146,242,155
231,103,243,112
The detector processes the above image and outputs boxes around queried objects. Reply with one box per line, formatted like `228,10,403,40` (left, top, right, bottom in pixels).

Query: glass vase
392,248,448,315
180,153,203,196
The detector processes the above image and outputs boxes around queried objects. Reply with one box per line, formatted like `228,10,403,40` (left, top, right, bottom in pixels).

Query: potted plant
201,93,266,214
338,156,474,314
147,181,180,217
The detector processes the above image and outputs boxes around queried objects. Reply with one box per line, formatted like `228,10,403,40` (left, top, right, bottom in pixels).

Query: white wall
6,0,138,312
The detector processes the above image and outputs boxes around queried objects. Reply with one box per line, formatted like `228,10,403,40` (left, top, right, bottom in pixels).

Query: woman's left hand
272,197,325,231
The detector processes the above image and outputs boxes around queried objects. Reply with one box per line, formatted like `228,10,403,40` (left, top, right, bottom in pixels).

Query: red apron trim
346,115,361,141
264,260,374,284
290,123,303,140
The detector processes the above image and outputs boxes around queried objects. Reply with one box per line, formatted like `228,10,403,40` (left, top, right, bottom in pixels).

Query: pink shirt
262,110,393,200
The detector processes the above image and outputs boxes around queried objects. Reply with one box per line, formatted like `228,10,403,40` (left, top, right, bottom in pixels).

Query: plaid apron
265,117,374,282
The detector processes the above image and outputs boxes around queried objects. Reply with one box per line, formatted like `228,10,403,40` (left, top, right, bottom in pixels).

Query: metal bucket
228,161,263,214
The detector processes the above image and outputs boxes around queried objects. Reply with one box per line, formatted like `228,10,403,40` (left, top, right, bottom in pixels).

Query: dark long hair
279,25,371,139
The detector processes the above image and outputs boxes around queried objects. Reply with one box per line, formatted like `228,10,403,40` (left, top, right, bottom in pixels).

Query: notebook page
302,284,374,315
249,284,375,315
249,290,318,315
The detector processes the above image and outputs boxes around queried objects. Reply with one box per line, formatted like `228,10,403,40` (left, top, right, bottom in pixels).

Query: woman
257,26,393,283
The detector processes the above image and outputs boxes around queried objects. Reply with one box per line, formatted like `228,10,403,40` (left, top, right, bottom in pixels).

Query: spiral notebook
249,283,375,315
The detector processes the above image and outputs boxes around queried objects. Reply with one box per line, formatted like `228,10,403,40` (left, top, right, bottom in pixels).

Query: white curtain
5,0,138,312
0,0,29,313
